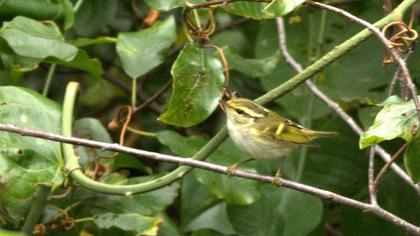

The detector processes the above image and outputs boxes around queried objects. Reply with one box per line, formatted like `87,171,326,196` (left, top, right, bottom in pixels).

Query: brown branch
134,79,172,113
186,0,271,9
373,143,409,193
305,1,420,123
0,124,419,234
275,17,420,193
368,147,378,206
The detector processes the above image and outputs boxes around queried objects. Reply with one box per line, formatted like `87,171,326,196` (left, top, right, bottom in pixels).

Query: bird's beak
219,100,227,113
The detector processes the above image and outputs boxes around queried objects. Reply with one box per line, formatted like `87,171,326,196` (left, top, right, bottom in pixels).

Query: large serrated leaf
0,86,63,222
158,44,225,127
116,16,176,79
359,96,419,149
0,16,78,61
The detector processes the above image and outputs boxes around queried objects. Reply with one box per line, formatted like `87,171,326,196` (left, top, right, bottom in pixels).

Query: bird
220,97,337,184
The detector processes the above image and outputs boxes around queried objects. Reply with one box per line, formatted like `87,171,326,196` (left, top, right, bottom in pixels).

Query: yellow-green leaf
360,96,419,149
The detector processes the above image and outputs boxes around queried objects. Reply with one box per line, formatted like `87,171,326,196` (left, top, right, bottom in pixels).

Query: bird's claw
272,169,282,186
227,164,239,176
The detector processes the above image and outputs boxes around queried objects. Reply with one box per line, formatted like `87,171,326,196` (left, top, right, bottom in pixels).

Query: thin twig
306,1,420,122
368,147,378,206
387,50,414,97
186,0,270,9
373,143,409,193
134,79,172,113
0,124,418,234
275,17,420,193
102,72,163,115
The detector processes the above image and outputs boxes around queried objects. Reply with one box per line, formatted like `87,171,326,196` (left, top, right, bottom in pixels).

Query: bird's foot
227,163,240,176
272,169,282,186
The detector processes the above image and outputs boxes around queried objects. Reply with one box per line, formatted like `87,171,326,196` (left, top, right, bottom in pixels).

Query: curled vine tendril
382,14,418,65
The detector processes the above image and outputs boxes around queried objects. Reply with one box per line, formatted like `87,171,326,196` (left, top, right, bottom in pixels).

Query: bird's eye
235,109,245,115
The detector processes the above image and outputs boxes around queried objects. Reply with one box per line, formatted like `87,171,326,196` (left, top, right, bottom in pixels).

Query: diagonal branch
368,147,378,206
0,124,418,235
275,17,420,193
373,143,409,192
305,1,420,122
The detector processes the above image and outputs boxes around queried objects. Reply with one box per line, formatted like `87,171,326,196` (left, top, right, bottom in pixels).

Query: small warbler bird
221,97,336,184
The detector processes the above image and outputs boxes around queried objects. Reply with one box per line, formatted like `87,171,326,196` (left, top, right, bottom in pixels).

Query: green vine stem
73,0,85,12
42,64,57,97
127,126,157,138
131,79,137,108
62,81,227,194
21,185,50,234
62,0,416,195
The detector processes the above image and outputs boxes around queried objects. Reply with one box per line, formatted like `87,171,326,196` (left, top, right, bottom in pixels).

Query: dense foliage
0,0,419,235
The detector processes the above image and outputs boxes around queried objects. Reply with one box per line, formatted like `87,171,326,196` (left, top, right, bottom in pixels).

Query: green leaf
181,174,219,228
116,16,176,79
341,174,420,235
223,2,271,20
222,46,280,78
69,36,116,47
227,185,322,236
74,118,114,162
359,96,418,149
58,0,75,30
1,54,40,73
73,0,118,37
0,16,78,61
157,131,261,205
158,44,225,127
185,203,235,235
223,0,303,20
227,185,284,235
94,212,161,234
144,0,183,11
48,49,103,80
263,0,305,16
277,189,323,236
112,153,153,174
0,86,63,222
404,136,420,182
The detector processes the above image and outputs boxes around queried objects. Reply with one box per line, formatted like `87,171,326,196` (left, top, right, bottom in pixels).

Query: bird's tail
303,130,338,139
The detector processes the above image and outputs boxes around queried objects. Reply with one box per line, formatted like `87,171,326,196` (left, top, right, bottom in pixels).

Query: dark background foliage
0,0,419,235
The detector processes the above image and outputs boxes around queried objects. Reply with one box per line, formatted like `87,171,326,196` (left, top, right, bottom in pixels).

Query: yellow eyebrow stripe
240,107,265,118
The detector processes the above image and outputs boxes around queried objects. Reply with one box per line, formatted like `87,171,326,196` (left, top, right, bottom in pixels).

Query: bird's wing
259,118,312,144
